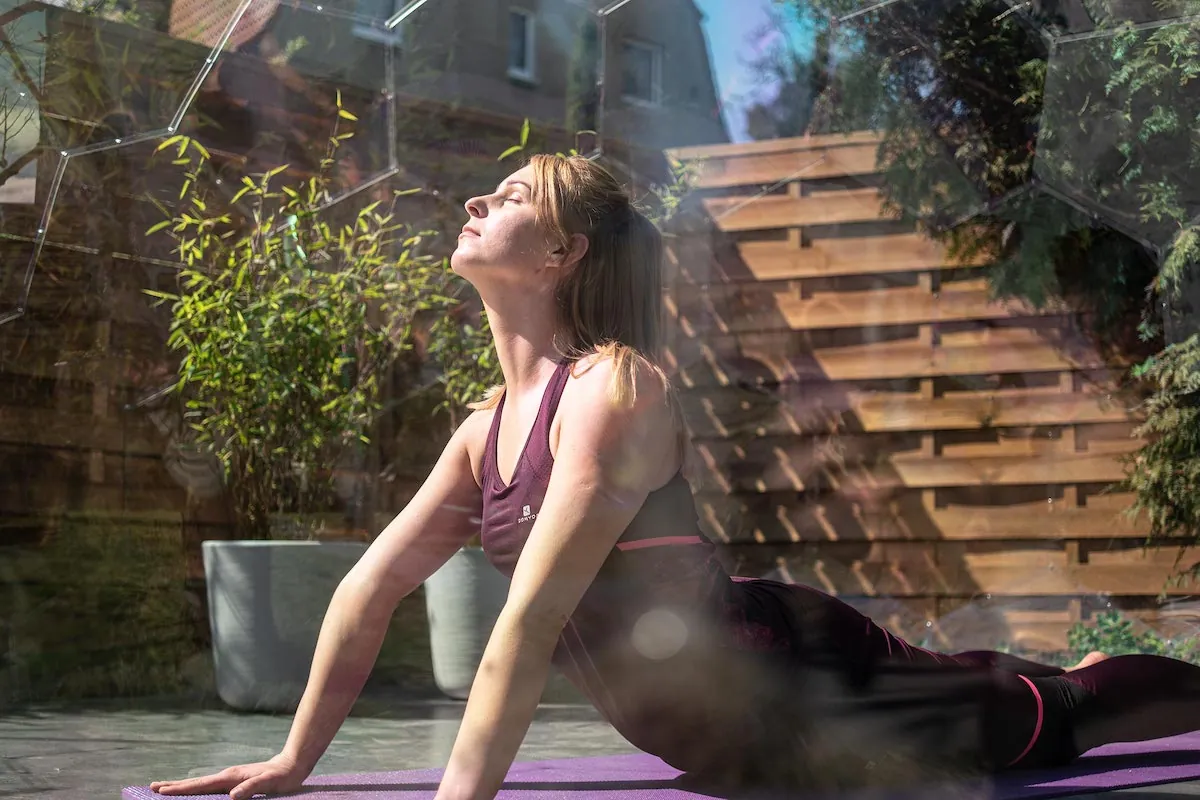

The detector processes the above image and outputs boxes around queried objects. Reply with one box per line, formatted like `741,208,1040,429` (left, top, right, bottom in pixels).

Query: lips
460,225,480,237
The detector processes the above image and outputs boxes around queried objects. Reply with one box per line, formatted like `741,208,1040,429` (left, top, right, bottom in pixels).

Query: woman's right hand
149,753,308,800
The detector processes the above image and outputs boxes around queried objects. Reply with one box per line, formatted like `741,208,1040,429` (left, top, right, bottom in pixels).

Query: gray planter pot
422,547,509,699
203,540,368,712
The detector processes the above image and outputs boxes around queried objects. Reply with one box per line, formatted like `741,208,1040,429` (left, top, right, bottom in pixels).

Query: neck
482,288,562,396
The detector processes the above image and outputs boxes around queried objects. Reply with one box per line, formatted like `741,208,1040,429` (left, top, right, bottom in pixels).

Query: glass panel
1034,18,1200,253
509,10,530,75
0,3,42,208
655,0,1191,666
1033,0,1196,37
620,40,656,103
4,0,1200,792
1,1,395,321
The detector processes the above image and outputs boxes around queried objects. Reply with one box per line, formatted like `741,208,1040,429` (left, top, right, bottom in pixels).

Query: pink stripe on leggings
616,535,705,552
1007,675,1044,767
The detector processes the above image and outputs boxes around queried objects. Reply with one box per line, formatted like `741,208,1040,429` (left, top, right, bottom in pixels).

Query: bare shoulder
452,406,499,489
567,350,673,413
554,350,681,484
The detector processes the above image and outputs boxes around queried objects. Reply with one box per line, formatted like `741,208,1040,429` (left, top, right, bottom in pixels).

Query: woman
151,155,1200,800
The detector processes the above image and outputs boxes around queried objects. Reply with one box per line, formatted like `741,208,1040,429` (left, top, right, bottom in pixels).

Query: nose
463,194,486,219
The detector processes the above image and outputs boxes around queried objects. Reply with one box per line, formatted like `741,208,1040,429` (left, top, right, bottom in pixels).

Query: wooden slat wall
663,133,1199,653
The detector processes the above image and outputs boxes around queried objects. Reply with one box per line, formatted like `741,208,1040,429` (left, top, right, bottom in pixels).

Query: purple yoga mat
122,731,1200,800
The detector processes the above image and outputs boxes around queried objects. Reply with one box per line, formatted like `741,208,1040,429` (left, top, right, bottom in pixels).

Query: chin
448,253,481,282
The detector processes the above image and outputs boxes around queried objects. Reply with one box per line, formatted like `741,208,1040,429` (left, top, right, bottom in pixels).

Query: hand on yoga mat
148,753,307,799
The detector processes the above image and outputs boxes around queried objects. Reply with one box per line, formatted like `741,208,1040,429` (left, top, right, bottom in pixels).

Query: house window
508,8,536,82
621,39,661,106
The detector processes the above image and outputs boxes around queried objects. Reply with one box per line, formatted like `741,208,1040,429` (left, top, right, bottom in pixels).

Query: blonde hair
471,154,675,412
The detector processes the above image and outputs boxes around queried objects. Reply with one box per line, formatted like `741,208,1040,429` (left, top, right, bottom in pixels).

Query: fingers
148,782,219,796
149,770,240,796
230,773,276,800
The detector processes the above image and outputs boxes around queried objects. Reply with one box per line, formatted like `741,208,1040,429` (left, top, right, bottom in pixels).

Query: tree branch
0,24,46,105
0,145,40,188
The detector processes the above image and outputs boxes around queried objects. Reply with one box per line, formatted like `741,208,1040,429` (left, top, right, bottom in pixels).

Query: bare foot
1066,651,1109,672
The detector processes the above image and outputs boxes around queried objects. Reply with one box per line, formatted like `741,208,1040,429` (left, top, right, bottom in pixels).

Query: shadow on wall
659,140,1159,657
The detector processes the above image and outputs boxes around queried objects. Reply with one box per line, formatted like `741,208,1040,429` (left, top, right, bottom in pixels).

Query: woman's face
451,165,551,285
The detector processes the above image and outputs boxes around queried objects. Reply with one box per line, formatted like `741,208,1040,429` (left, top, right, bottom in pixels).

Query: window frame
351,0,406,45
507,7,537,83
620,37,663,107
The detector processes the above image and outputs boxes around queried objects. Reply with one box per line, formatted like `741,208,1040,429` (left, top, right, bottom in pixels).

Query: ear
548,233,589,271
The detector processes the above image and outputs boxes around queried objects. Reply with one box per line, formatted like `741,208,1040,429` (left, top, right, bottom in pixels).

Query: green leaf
498,144,523,162
519,117,530,146
145,219,173,236
338,109,358,121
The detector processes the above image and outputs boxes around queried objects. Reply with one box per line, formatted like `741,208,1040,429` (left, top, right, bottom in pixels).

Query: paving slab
3,696,1199,800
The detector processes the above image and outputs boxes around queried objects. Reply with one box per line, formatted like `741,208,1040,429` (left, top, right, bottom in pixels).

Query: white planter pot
422,547,509,700
202,540,368,712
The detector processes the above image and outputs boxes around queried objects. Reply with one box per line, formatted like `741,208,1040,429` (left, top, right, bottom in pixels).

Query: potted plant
146,104,453,711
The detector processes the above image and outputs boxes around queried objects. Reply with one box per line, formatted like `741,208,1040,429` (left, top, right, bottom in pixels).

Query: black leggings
811,602,1200,773
863,642,1200,771
852,611,1200,771
980,653,1200,770
740,582,1200,781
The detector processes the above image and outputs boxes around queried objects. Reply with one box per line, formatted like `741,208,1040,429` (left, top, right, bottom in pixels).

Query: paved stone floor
3,694,1200,800
0,693,634,800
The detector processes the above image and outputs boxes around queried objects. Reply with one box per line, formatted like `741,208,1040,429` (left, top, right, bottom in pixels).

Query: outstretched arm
435,358,679,800
152,411,488,800
277,411,489,775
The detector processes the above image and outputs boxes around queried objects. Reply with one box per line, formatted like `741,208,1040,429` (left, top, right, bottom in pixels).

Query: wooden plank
861,451,1131,489
678,385,1139,439
949,604,1200,653
930,502,1148,539
723,542,1198,597
930,604,1078,653
949,544,1199,597
0,405,164,456
684,142,882,189
848,601,1191,653
700,489,1152,544
0,482,188,517
0,320,168,387
726,541,953,597
0,352,150,387
674,280,1060,333
930,604,1195,653
702,189,885,233
667,131,883,161
0,446,178,489
855,390,1140,433
714,235,993,283
695,491,1150,544
693,437,1133,494
932,436,1137,460
670,331,1118,387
